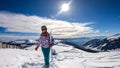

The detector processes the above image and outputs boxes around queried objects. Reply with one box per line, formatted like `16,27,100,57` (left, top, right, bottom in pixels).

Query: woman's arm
35,36,41,51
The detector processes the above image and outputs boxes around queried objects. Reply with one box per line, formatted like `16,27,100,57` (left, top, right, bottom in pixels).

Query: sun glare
56,0,72,17
61,3,69,12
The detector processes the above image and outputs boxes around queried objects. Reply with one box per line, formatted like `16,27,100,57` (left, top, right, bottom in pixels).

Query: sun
61,3,69,12
56,0,72,16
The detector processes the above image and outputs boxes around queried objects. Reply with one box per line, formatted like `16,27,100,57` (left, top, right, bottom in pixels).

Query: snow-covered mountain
0,43,120,68
59,36,106,52
2,39,37,48
107,33,120,41
60,36,106,46
60,37,92,46
83,33,120,51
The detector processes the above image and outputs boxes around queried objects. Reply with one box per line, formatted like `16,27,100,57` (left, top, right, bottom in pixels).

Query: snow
0,43,120,68
107,34,120,41
0,48,43,68
11,39,37,44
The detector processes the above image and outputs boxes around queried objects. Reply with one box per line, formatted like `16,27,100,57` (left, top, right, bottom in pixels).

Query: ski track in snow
0,43,120,68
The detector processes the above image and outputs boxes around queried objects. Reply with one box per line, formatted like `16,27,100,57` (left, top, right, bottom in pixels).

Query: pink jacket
37,35,50,48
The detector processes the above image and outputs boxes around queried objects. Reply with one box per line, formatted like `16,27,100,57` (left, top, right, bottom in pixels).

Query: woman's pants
41,47,50,65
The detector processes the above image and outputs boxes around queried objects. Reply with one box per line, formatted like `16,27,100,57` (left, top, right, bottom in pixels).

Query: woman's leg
41,47,50,65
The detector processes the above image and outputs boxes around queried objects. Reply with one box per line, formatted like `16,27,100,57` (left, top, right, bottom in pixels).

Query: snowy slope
83,34,120,51
107,33,120,41
0,43,120,68
60,36,106,47
0,48,43,68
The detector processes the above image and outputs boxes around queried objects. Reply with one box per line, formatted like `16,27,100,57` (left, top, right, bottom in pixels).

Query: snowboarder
35,25,54,68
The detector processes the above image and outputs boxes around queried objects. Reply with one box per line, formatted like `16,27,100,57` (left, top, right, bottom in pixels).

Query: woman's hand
35,45,39,51
50,44,52,48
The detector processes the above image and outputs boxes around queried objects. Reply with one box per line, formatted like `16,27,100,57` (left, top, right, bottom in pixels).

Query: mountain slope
0,43,120,68
83,33,120,51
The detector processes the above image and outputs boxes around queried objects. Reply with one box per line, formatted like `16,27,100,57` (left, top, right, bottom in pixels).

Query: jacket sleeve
35,35,42,51
37,36,42,46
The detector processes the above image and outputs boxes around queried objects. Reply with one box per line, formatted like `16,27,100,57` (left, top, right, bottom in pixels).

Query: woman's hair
41,25,47,30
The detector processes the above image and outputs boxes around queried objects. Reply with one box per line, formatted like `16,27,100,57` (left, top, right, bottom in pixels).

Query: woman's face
41,27,47,33
42,29,47,33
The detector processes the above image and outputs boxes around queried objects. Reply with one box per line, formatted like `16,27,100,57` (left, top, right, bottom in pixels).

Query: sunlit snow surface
0,43,120,68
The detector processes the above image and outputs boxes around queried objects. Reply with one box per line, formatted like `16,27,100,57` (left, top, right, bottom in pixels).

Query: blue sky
0,0,120,39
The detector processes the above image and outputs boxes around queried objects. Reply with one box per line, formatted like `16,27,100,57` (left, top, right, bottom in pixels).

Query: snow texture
0,43,120,68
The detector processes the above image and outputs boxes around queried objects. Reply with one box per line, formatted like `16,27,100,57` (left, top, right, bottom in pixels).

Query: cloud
0,11,99,38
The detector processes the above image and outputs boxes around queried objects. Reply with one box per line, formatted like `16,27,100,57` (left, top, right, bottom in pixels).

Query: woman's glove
50,44,52,48
35,45,39,51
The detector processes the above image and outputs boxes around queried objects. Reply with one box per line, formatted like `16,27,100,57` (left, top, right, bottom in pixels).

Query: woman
35,25,53,68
